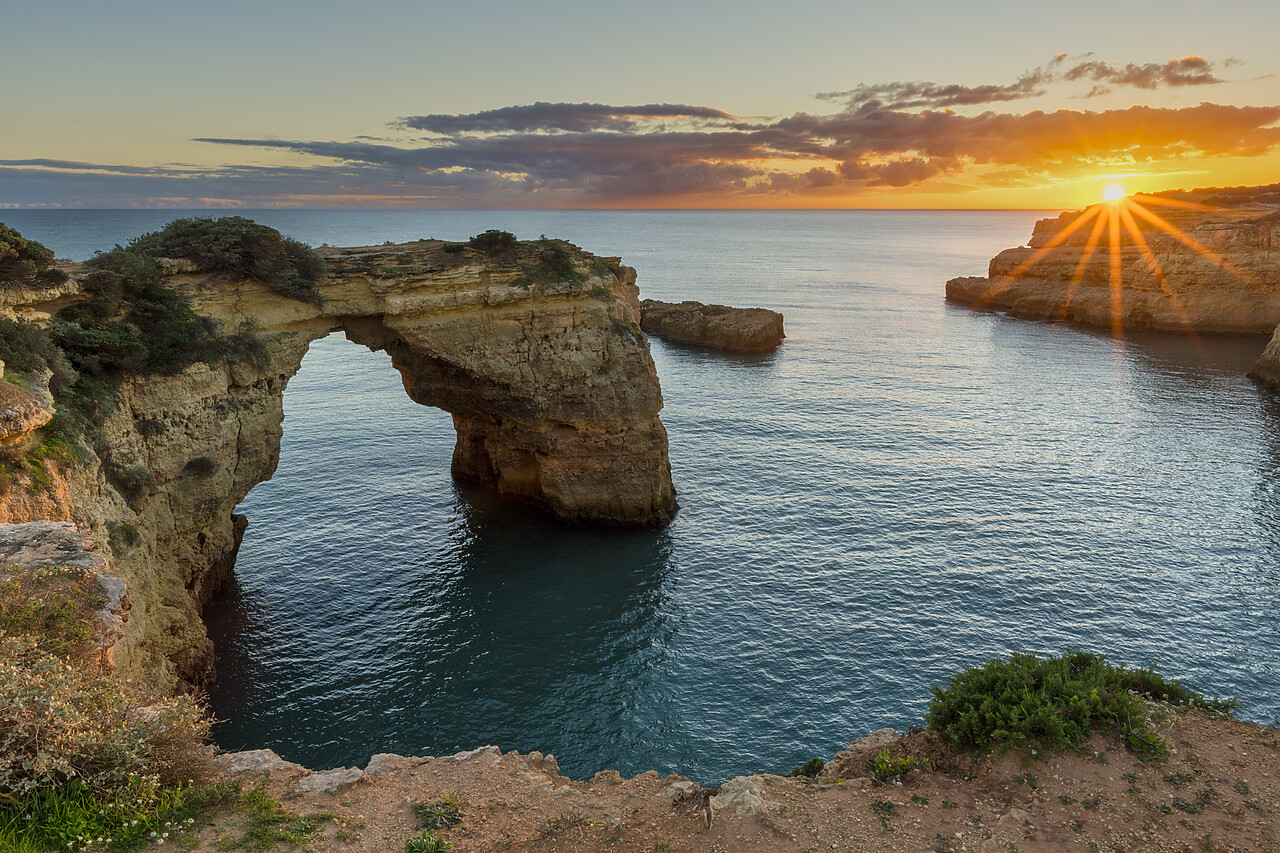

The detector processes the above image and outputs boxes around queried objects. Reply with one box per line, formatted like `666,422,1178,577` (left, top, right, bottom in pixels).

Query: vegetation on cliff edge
0,560,218,851
127,216,325,305
926,650,1237,755
0,219,292,501
0,223,68,290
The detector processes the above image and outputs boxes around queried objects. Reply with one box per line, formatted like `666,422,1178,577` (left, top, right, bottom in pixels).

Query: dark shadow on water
648,335,783,369
207,479,678,777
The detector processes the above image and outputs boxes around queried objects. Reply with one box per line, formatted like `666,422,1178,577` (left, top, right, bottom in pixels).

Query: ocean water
8,209,1280,782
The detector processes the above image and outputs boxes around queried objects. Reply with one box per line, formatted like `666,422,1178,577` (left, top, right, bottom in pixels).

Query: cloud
189,101,1280,203
817,54,1225,111
816,70,1053,112
3,54,1274,207
399,102,739,134
1063,54,1223,91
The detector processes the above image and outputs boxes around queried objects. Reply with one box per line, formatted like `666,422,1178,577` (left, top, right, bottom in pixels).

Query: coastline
203,712,1279,852
3,208,1280,851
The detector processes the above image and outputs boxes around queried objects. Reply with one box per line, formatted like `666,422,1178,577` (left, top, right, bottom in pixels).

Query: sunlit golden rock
947,193,1280,335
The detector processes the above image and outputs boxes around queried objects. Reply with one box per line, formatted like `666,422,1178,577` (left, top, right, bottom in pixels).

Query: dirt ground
197,712,1278,853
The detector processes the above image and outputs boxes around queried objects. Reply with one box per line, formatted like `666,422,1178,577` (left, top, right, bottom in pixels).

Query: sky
3,0,1279,209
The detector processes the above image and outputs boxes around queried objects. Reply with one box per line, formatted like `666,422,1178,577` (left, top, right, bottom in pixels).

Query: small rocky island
639,298,785,352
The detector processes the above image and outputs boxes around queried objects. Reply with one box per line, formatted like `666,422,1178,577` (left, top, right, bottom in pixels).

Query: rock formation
1249,330,1280,387
639,299,784,352
0,521,130,672
0,236,677,693
946,198,1280,335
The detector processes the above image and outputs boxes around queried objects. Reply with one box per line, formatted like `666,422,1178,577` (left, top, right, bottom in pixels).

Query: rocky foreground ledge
639,299,785,352
207,715,1278,852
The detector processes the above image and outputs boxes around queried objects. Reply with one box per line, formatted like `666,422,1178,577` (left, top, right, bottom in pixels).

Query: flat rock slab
291,768,367,797
639,299,784,352
220,748,308,777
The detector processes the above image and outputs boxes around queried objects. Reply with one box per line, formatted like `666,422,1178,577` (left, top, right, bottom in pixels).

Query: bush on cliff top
0,638,214,797
0,222,68,290
926,650,1237,753
467,229,517,254
0,224,274,503
128,216,325,304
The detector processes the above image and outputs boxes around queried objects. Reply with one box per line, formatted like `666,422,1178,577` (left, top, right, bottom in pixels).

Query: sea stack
639,299,785,352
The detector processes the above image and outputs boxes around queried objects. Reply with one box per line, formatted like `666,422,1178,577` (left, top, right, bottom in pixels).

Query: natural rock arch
7,239,677,692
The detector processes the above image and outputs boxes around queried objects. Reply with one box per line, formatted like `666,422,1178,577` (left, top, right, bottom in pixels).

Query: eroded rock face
0,380,52,444
639,299,785,352
946,204,1280,334
2,238,677,693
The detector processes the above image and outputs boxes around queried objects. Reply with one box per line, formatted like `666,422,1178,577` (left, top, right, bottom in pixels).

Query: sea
6,208,1279,783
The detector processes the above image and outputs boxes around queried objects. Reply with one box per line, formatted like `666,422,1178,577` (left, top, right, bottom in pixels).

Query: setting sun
1102,184,1127,202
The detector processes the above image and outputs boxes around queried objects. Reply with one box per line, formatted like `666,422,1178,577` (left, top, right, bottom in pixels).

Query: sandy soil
194,711,1278,853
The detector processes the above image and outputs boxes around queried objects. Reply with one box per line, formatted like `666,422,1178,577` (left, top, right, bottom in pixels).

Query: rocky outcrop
2,237,678,693
0,378,52,444
639,299,784,352
946,200,1280,334
1248,327,1280,387
0,521,131,671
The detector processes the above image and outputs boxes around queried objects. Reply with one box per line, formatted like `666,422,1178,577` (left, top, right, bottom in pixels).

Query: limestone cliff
946,198,1280,334
0,236,677,694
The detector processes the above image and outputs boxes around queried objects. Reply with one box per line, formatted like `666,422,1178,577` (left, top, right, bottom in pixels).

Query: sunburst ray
1127,203,1262,290
973,205,1103,309
1107,202,1124,339
1117,201,1206,353
1051,208,1109,325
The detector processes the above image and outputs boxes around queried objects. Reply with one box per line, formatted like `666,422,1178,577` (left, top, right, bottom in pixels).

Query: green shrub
0,637,214,797
105,463,155,506
405,830,451,852
126,217,325,304
783,757,825,778
108,521,141,551
0,317,76,394
532,240,580,281
467,230,517,254
0,565,99,661
926,651,1237,754
872,750,927,781
413,796,463,830
0,223,59,288
72,248,227,376
440,243,466,254
24,434,78,492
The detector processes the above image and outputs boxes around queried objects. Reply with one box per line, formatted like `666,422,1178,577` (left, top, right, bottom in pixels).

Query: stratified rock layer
1,238,677,692
946,202,1280,334
639,299,784,352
